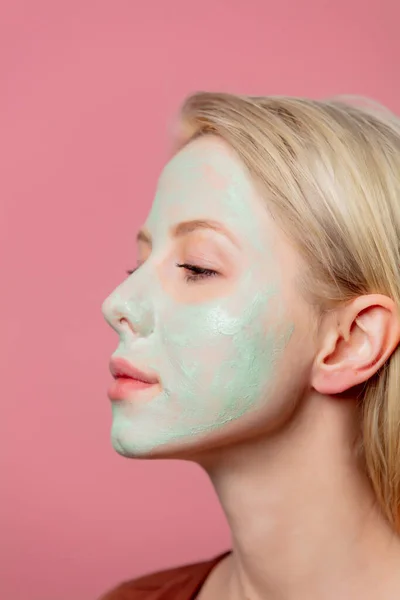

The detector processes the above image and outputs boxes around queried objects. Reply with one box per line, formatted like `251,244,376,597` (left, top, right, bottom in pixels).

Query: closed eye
176,263,219,282
125,263,219,283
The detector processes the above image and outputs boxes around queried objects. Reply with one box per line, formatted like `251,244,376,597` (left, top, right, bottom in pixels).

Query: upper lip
109,357,159,384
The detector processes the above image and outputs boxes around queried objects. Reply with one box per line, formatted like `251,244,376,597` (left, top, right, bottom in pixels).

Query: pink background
1,1,399,599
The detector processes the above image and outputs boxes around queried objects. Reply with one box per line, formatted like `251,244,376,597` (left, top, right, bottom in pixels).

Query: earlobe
311,295,400,396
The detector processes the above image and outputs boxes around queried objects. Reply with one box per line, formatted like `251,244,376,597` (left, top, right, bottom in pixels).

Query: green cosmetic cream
103,138,293,455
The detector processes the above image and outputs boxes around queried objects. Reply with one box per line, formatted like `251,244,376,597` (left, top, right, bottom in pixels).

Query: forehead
162,135,246,186
146,136,271,250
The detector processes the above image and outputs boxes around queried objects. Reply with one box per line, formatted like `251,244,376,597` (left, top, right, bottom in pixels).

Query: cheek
160,303,241,385
158,289,291,421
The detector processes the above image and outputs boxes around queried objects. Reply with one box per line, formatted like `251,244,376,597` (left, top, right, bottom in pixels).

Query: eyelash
177,263,219,282
126,263,218,282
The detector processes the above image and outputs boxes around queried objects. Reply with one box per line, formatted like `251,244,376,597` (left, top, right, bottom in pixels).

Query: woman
101,92,400,599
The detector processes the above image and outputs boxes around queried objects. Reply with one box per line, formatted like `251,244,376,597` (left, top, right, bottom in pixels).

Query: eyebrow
136,219,239,248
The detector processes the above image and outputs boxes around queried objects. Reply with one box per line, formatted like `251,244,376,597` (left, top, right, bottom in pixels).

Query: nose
102,285,155,338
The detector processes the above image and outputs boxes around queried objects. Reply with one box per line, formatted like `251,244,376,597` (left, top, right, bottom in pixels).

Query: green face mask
103,137,293,456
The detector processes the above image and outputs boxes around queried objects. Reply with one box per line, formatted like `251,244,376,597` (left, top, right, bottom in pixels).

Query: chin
109,413,262,463
108,407,191,458
110,421,161,458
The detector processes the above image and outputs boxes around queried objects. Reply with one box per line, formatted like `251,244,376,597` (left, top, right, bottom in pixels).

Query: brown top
100,552,230,600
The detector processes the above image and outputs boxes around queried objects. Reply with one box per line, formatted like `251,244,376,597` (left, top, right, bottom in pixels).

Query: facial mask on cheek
110,268,293,455
109,140,294,455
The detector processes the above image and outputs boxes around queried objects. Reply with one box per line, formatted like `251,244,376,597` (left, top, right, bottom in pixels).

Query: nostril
118,316,139,335
119,317,131,329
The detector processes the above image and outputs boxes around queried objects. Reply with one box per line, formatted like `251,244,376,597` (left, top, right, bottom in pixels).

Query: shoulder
99,552,229,600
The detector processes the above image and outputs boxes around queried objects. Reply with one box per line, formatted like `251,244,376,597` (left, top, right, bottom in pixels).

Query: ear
311,294,400,395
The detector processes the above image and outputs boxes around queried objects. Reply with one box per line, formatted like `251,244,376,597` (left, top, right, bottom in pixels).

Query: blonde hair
177,91,400,531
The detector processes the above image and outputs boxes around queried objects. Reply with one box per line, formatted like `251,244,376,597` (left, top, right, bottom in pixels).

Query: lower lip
107,377,157,401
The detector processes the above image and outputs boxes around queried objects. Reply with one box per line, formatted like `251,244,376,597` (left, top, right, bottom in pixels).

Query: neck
200,393,400,599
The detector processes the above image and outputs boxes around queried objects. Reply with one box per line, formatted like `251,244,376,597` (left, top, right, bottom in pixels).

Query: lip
108,357,159,402
109,357,159,384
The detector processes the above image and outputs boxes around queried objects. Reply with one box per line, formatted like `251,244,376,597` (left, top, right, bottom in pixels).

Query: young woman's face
102,136,316,458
